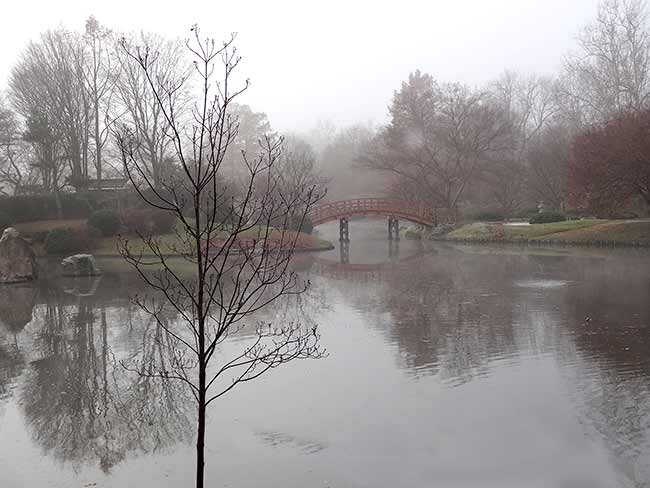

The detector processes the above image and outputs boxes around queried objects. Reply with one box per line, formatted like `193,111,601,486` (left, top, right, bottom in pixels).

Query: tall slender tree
82,16,118,188
116,28,325,488
9,29,91,190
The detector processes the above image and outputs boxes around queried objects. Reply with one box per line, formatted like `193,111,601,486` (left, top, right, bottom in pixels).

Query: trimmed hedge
513,207,541,220
529,212,566,224
0,192,115,223
464,209,506,222
88,209,120,236
44,226,99,255
473,211,505,222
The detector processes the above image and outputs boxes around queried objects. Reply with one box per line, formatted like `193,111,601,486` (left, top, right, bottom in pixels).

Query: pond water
1,219,649,488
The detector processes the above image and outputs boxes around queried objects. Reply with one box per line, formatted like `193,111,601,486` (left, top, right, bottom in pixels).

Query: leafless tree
9,28,91,190
486,72,561,214
562,0,650,125
306,119,337,156
115,32,190,189
274,134,327,205
361,71,512,208
82,16,119,188
115,28,325,488
525,123,571,209
218,103,274,183
0,100,32,195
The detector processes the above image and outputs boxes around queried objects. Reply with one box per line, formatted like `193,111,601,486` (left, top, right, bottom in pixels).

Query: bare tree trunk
116,30,325,488
54,188,63,219
95,98,102,189
197,364,206,488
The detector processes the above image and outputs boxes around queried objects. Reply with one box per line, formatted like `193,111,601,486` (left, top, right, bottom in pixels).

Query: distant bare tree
0,101,31,195
115,28,325,488
526,123,571,210
361,71,512,208
275,134,327,204
115,32,189,188
562,0,650,124
219,103,274,182
9,28,91,190
82,16,119,188
306,119,337,155
486,72,561,214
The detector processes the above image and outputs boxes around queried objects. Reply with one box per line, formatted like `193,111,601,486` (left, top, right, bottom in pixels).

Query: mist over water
1,221,649,487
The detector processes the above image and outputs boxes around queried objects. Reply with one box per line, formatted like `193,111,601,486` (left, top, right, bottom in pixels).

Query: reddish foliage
570,110,650,216
121,208,176,236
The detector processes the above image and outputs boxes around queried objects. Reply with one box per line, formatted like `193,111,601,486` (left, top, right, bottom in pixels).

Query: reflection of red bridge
308,198,457,241
309,252,431,282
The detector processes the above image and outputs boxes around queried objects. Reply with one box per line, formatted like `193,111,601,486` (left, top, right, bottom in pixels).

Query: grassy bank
443,219,650,247
14,219,334,256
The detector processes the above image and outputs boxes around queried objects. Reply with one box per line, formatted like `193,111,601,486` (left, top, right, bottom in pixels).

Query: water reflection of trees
15,265,329,472
0,284,33,405
20,275,193,472
308,250,527,383
385,253,526,383
559,256,650,485
0,336,23,403
319,247,650,483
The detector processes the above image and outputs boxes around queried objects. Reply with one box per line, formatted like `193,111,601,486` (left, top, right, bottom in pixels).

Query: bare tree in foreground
115,28,325,488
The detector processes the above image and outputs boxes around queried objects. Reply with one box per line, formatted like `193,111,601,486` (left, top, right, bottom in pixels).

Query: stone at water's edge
0,227,38,284
61,254,102,277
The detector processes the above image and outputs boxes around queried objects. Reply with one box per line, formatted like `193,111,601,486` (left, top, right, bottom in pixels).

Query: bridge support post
388,216,400,241
339,239,350,264
388,238,399,261
339,217,350,242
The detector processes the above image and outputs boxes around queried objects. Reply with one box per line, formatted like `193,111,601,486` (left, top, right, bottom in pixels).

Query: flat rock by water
61,254,102,277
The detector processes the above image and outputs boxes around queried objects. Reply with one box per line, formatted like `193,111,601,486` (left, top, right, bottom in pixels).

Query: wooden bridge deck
308,198,457,227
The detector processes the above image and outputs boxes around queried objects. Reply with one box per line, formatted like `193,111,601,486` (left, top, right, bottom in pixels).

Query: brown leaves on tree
570,109,650,216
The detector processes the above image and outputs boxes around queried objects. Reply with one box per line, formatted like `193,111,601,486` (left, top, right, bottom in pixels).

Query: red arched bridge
307,198,457,241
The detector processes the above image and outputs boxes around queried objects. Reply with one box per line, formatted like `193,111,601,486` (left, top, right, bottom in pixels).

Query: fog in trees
1,1,650,487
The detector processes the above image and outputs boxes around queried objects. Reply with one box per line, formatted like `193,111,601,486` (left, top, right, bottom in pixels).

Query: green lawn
13,219,333,256
446,219,650,246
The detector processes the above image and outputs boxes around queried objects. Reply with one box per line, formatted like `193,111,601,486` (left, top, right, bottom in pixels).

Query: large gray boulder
61,254,102,277
0,227,38,284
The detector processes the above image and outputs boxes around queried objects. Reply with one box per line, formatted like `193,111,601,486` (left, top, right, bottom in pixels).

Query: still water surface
0,220,649,488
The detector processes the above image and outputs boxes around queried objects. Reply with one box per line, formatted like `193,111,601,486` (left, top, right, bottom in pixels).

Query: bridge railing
308,198,457,226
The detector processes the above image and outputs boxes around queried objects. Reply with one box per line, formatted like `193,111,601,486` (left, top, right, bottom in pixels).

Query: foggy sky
1,0,600,132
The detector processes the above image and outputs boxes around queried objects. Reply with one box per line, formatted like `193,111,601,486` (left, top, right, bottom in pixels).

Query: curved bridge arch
308,198,457,228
